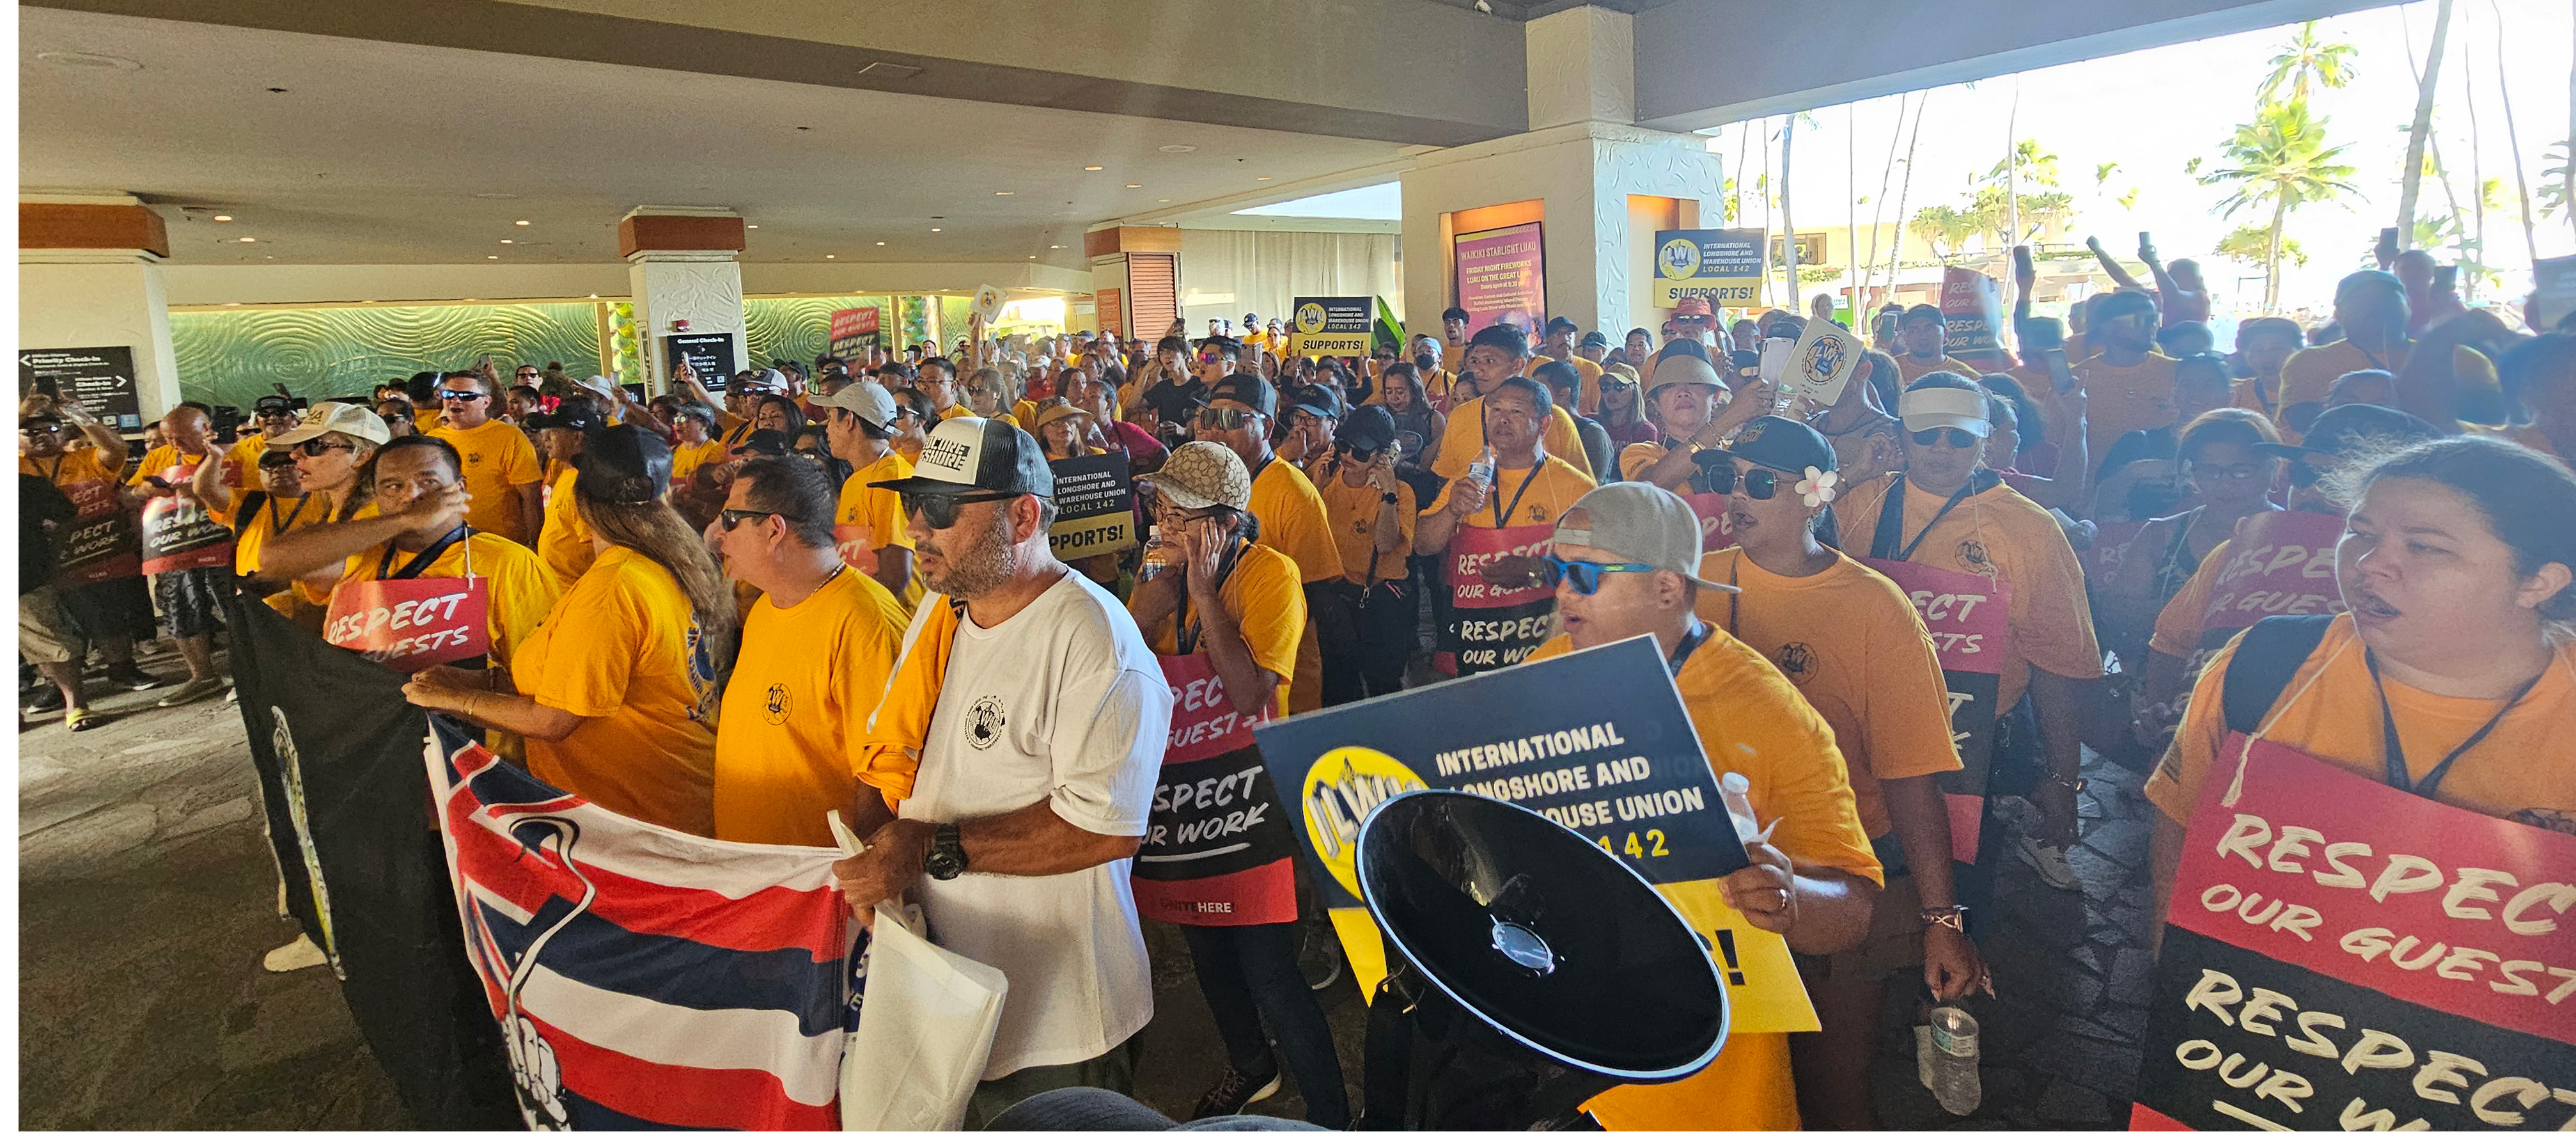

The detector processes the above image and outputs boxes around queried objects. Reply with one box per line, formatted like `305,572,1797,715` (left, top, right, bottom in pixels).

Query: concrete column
620,207,747,391
1396,10,1719,339
19,193,182,426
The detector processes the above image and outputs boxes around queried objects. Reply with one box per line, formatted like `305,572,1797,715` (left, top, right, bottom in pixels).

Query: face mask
1415,354,1435,370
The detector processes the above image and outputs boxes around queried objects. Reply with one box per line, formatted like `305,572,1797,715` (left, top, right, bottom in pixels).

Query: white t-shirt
897,570,1173,1078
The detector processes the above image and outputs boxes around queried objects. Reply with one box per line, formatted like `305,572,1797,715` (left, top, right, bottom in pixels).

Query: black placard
664,333,737,392
20,346,145,433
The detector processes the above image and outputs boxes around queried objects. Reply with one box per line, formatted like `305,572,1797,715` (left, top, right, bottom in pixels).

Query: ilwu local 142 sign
1653,229,1766,309
1289,297,1373,358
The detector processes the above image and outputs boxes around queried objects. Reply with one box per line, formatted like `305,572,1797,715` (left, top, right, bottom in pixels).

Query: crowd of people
19,235,2576,1129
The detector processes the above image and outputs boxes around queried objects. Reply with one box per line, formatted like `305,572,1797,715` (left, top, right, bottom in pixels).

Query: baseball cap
1724,416,1838,475
1579,330,1609,349
1205,374,1278,416
576,423,673,504
2254,404,2440,462
1647,351,1724,393
1143,441,1253,511
810,381,897,430
1896,384,1992,437
869,416,1054,496
1674,297,1715,319
1900,304,1945,327
2096,290,2158,322
254,395,299,415
1547,317,1581,335
526,402,603,434
1551,483,1735,592
22,411,65,427
1286,384,1343,421
257,448,299,469
2236,316,2304,347
1339,405,1397,459
271,402,392,449
732,429,790,458
1598,362,1641,390
1029,398,1089,435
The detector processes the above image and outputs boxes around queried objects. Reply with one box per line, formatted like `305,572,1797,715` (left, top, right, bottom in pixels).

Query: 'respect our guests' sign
1866,558,2009,863
1435,522,1557,676
1653,228,1767,309
1132,654,1295,927
1256,635,1820,1033
1453,222,1545,337
2131,741,2576,1132
322,578,492,672
20,346,146,433
827,306,881,361
1046,453,1137,559
1288,296,1373,358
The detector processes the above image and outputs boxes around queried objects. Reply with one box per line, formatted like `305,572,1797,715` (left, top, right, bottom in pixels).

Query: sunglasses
1706,464,1784,500
1909,428,1981,448
439,390,489,402
20,424,62,436
1197,406,1257,431
717,508,793,531
900,490,1021,529
295,439,355,457
1536,554,1657,595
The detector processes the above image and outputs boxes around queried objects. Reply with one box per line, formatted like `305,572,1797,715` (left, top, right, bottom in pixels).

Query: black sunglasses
439,390,489,402
1706,464,1783,500
900,490,1022,529
1536,554,1657,595
1197,406,1258,431
1909,428,1981,449
718,508,795,531
295,439,355,457
20,423,62,436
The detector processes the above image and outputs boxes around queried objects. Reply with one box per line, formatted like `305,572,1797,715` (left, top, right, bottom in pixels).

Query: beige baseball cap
269,401,391,449
1143,441,1252,510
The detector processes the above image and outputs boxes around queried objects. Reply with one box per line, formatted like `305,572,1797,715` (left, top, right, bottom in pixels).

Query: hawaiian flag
426,720,854,1130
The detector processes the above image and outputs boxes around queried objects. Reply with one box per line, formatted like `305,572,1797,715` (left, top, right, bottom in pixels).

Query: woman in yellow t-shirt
230,449,327,624
2146,436,2576,952
246,402,392,610
403,425,738,837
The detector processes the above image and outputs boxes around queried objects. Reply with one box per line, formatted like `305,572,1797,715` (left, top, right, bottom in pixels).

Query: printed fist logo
1295,303,1328,335
1774,642,1816,684
966,694,1006,750
763,682,790,725
1657,237,1701,281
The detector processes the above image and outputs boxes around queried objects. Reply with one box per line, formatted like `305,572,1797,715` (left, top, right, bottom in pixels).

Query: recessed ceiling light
1029,255,1037,260
212,214,234,221
745,224,758,229
237,236,256,243
1084,166,1104,171
1256,177,1272,182
36,51,141,71
487,255,499,259
1157,199,1170,203
995,191,1013,196
931,228,941,232
1126,184,1142,189
514,219,530,226
500,239,513,244
825,254,836,259
1159,145,1198,153
1050,244,1064,249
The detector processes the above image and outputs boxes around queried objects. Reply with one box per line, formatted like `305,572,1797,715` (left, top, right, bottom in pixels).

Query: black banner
1047,452,1137,558
20,345,145,433
226,588,518,1128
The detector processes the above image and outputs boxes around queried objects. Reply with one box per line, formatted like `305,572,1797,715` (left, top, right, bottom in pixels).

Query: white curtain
1175,230,1402,328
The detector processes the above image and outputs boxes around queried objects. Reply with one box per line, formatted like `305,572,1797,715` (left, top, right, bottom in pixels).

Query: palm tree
1908,205,1979,262
2217,223,2307,272
2260,21,2359,105
2485,0,2540,265
2395,0,2455,249
2201,100,2359,311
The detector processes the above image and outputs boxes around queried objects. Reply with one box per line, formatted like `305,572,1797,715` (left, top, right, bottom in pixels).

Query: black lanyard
2365,650,2541,798
269,494,313,537
1669,619,1712,677
1869,471,1998,563
377,524,471,581
1175,535,1247,656
1491,462,1543,529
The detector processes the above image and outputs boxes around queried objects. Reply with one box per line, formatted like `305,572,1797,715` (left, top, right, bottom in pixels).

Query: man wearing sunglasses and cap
20,400,166,696
1669,295,1720,348
1512,481,1883,1133
838,416,1173,1123
1838,374,2105,893
428,369,545,547
228,395,304,482
1690,417,1988,1128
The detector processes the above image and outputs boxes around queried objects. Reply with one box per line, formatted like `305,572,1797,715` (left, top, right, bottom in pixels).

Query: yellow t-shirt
2073,352,2178,464
428,419,544,544
1134,540,1306,717
332,529,564,671
838,450,922,608
1834,473,2105,713
1425,455,1596,530
713,569,909,847
127,445,234,524
1315,465,1416,585
414,405,445,433
2271,340,2500,424
1894,353,1981,383
2145,615,2576,829
1526,354,1607,414
1248,458,1342,589
937,403,974,421
1696,547,1962,839
1012,399,1042,429
227,432,276,488
1431,393,1596,482
537,468,595,590
670,438,728,484
24,446,120,489
235,494,328,617
1525,632,1880,1133
513,546,720,837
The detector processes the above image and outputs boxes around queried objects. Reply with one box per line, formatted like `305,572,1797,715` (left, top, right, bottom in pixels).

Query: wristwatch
1380,491,1400,504
1921,904,1969,934
924,822,969,881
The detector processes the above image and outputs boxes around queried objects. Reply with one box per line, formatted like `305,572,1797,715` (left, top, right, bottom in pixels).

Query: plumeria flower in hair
1796,466,1838,508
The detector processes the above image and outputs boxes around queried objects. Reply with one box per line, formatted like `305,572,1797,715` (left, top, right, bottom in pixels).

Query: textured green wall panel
171,303,601,407
742,296,889,369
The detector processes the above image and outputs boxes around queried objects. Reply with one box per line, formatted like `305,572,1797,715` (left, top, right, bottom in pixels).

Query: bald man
125,404,232,705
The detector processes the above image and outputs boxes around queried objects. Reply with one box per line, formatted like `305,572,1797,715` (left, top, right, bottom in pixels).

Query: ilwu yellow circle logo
1297,746,1426,899
1658,237,1701,280
1295,303,1329,334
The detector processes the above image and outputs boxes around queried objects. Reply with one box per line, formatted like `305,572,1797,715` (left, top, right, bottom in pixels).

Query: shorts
153,565,231,640
1798,842,1925,988
60,574,156,642
19,586,84,664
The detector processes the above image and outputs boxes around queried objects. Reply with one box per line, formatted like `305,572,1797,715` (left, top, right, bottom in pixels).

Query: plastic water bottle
1926,1005,1981,1116
1137,526,1172,584
1467,445,1496,489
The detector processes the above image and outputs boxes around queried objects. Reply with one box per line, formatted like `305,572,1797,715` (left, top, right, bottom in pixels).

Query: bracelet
1920,904,1969,933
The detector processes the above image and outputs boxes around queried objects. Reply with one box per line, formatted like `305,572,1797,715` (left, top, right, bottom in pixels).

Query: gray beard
926,508,1017,599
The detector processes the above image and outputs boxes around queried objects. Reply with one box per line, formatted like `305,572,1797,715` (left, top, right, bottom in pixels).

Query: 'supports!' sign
1653,229,1767,309
1256,634,1820,1034
1453,222,1545,337
1046,453,1137,558
1132,653,1296,927
2132,741,2576,1131
1289,296,1373,358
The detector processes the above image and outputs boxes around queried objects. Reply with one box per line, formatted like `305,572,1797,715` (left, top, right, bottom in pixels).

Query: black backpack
2217,615,2338,735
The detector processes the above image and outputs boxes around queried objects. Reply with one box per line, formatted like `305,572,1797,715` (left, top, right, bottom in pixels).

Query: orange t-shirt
1894,353,1980,383
712,569,909,846
2072,351,2177,467
1315,464,1416,585
1132,540,1306,718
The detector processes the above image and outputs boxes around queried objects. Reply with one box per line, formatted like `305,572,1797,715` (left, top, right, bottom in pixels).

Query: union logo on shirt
1774,642,1816,685
763,682,790,725
966,694,1006,750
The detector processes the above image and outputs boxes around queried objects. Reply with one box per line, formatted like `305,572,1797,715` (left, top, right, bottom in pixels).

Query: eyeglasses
1706,464,1783,500
1197,406,1258,431
2189,462,2267,483
1909,428,1981,449
900,490,1021,529
295,439,355,457
1536,554,1657,595
717,508,793,531
439,390,489,402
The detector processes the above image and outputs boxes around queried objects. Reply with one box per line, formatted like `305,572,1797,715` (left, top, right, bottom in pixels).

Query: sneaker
1190,1065,1282,1119
24,686,65,714
105,665,176,691
2018,837,2084,891
156,676,226,708
1297,922,1344,991
262,934,328,973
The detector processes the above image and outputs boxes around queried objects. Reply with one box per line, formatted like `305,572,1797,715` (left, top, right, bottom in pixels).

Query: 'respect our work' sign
826,306,881,361
1453,222,1545,337
1653,229,1767,309
1046,453,1137,559
1940,267,2007,363
1256,634,1820,1034
2132,741,2576,1132
1288,296,1373,358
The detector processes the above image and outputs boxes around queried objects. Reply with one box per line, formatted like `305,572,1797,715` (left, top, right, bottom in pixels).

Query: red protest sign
53,476,140,583
322,578,491,672
2197,510,2348,634
1132,652,1295,927
1868,556,2011,862
1437,522,1557,675
2134,739,2576,1130
1680,492,1738,553
137,461,235,574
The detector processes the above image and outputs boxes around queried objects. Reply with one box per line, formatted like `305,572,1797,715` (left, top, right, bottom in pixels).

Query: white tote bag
840,901,1010,1131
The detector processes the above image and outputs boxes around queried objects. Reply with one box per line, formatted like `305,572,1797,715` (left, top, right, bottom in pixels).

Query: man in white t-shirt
835,416,1173,1124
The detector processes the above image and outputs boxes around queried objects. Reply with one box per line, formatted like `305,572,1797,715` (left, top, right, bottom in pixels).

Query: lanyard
1491,462,1543,529
377,524,472,581
36,455,66,484
1668,619,1712,677
269,494,313,537
1870,471,1997,563
2365,650,2540,798
1175,535,1247,656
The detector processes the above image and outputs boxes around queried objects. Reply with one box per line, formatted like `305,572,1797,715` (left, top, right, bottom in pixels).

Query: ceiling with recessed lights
20,7,1411,268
